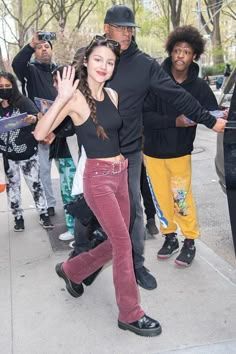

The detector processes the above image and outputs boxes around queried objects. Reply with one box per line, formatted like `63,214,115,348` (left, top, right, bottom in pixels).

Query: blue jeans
63,158,144,323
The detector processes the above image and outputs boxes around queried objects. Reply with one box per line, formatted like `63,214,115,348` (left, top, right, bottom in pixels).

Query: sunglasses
109,24,135,33
87,35,120,51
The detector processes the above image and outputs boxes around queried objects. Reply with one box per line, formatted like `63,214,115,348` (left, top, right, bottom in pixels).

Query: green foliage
202,63,226,76
1,0,236,68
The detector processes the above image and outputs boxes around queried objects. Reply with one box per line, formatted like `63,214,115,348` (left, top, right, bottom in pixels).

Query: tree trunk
168,0,182,28
201,0,224,65
0,47,6,71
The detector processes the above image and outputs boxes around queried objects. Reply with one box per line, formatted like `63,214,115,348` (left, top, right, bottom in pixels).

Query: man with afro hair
143,25,221,266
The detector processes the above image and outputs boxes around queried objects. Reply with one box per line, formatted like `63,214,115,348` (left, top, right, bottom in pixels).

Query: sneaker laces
40,213,49,221
137,266,151,276
162,233,177,245
15,215,23,221
183,239,195,249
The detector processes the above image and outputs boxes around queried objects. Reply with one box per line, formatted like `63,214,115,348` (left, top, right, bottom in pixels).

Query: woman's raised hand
57,66,79,102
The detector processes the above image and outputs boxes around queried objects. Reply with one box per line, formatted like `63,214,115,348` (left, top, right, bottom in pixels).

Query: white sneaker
59,231,74,241
69,241,75,249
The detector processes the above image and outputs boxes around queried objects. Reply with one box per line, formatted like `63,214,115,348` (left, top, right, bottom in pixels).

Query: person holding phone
12,31,57,217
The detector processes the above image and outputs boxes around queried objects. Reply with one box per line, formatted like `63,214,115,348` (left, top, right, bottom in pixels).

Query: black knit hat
104,5,139,27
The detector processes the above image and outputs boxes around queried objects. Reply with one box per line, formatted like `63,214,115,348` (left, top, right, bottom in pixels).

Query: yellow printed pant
144,154,199,239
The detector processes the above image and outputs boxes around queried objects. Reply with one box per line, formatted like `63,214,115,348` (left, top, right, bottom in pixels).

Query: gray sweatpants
38,143,56,208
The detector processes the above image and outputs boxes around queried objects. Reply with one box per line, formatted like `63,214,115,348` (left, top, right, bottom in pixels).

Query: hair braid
78,64,108,140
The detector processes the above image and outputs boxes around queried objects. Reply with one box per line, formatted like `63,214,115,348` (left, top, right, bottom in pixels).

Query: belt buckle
112,161,122,174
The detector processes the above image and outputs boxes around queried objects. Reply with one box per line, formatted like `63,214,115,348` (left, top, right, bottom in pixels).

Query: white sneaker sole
39,220,54,229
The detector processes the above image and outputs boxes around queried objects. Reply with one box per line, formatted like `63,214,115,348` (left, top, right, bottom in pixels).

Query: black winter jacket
12,44,72,159
0,96,38,161
143,58,219,158
107,40,217,155
12,44,57,101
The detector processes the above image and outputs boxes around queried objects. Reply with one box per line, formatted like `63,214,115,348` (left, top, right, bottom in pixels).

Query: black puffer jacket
107,40,217,155
143,57,219,158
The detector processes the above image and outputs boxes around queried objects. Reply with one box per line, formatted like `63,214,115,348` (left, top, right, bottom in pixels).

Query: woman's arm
34,66,79,141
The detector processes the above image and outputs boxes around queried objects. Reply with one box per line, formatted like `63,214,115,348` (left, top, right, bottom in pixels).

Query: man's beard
40,55,52,64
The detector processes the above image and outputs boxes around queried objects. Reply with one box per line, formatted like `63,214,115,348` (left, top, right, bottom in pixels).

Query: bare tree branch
0,35,18,46
75,0,98,29
1,0,21,25
1,16,18,42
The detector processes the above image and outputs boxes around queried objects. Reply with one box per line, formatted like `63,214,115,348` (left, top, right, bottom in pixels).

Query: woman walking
34,36,161,337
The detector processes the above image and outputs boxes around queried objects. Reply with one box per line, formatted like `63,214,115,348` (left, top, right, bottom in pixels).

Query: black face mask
0,88,13,100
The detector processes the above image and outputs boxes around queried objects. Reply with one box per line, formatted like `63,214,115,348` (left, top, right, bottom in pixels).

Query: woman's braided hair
75,36,120,140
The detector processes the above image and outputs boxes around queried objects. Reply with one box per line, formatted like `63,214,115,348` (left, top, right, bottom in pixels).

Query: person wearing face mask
0,71,53,231
12,31,57,218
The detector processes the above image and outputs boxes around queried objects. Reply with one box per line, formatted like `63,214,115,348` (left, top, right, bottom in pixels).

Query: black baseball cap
104,5,139,27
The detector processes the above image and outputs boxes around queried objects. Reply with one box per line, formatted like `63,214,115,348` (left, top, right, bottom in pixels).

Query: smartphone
38,32,57,41
185,117,194,124
209,110,224,118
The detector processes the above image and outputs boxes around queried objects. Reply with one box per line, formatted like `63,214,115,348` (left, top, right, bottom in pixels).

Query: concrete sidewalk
1,171,236,354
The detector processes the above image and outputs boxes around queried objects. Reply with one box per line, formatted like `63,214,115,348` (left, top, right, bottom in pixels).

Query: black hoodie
12,44,57,101
107,40,217,155
143,57,219,158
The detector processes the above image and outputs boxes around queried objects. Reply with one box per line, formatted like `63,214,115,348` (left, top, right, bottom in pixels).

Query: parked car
215,86,234,193
215,67,236,255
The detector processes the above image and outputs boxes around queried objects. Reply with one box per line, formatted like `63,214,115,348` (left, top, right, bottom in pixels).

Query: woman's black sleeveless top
75,90,122,158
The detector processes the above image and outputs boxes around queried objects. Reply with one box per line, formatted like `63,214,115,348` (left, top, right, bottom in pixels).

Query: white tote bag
71,146,87,196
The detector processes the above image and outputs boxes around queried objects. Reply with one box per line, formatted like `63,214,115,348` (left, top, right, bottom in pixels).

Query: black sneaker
14,216,25,232
135,266,157,290
175,239,196,267
39,213,54,229
92,227,108,246
47,207,55,216
146,218,159,235
157,233,179,259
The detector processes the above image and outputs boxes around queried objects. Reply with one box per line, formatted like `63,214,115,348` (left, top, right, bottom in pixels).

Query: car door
224,82,236,256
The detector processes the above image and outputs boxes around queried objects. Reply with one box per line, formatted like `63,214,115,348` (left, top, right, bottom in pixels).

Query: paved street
0,127,236,354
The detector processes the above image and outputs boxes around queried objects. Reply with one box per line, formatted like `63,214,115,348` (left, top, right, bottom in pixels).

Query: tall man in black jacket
102,5,225,290
12,32,57,217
